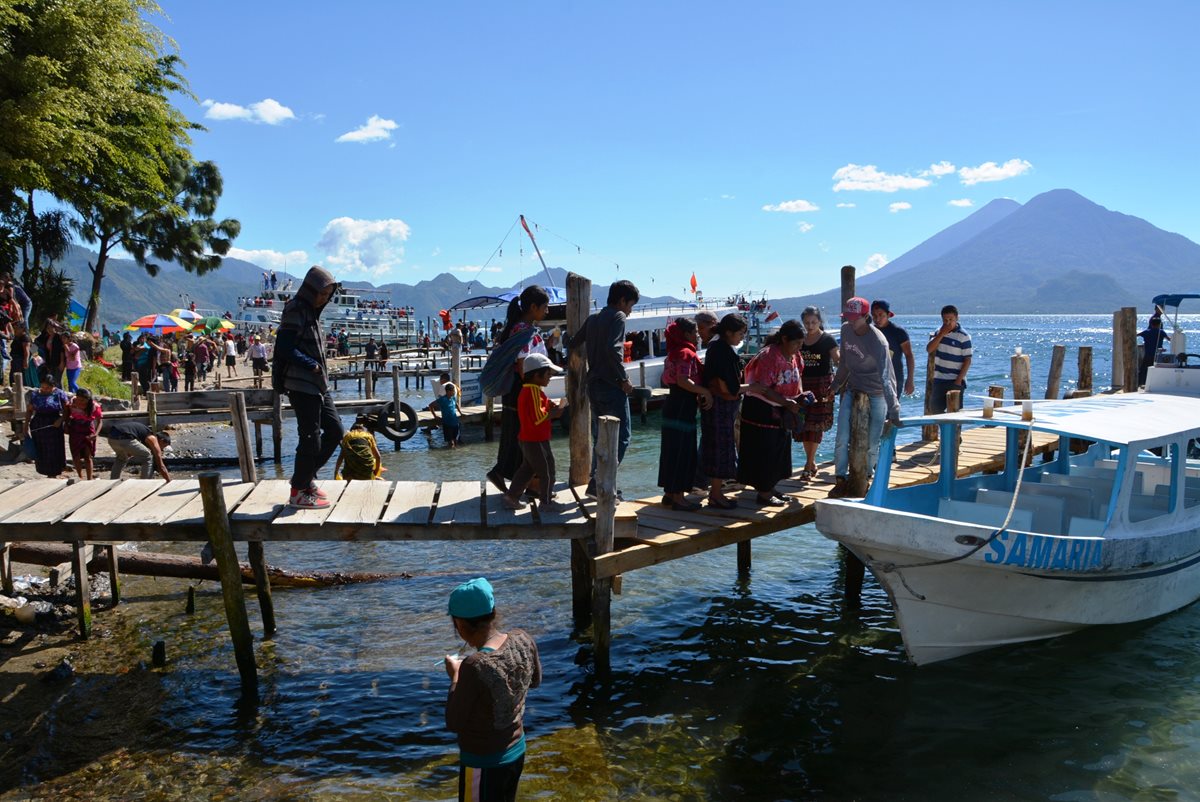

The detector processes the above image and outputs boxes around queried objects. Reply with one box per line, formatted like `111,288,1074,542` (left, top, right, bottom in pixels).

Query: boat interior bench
936,499,1034,532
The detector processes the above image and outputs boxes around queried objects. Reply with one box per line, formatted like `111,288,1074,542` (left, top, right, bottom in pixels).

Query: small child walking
333,417,384,480
428,382,462,447
66,388,103,480
183,353,196,392
502,353,565,511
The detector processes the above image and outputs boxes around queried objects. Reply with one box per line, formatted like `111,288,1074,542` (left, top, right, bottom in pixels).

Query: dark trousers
510,440,555,503
459,754,525,802
289,390,345,491
588,382,631,481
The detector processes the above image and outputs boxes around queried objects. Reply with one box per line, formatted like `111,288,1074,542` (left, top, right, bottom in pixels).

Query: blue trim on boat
1021,550,1200,582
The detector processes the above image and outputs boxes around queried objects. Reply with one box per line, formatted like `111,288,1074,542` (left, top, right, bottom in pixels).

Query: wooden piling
147,392,158,433
1011,353,1031,401
484,396,495,441
198,472,258,697
839,264,856,309
922,353,938,442
946,389,962,413
254,421,264,459
1,542,12,595
1045,344,1066,399
1077,346,1093,394
451,342,462,398
231,393,276,637
843,391,870,603
130,377,139,410
392,365,404,449
566,272,593,625
272,392,283,463
592,415,619,674
72,541,92,639
186,585,196,614
988,385,1005,406
363,368,374,400
106,544,120,606
1119,307,1139,391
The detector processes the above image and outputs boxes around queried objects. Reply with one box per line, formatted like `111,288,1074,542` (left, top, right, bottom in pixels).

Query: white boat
233,282,418,343
1144,292,1200,396
815,393,1200,665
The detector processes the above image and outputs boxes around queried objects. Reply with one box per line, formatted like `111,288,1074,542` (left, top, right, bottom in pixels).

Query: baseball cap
871,299,894,318
448,577,495,618
522,352,564,375
842,296,870,321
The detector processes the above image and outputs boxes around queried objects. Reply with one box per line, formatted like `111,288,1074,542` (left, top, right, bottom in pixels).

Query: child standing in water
501,354,564,511
428,382,462,447
333,417,384,480
66,388,103,480
444,577,541,802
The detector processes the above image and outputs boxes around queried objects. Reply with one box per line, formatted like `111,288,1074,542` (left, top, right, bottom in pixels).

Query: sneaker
289,489,330,509
826,477,850,499
501,494,527,510
307,484,328,500
539,499,569,514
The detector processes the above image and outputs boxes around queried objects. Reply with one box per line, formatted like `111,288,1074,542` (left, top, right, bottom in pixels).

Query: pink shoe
307,484,328,499
289,489,330,509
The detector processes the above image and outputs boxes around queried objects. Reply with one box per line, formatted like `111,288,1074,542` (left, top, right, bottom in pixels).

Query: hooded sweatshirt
273,266,336,396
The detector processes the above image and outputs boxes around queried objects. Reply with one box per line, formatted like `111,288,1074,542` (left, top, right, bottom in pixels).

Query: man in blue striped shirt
926,304,972,414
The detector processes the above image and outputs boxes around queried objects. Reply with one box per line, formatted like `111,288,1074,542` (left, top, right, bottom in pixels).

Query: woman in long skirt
658,319,713,510
25,376,69,477
485,286,550,494
737,319,810,504
701,314,749,509
796,306,839,478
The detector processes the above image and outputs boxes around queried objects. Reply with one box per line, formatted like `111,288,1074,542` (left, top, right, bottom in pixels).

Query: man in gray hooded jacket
273,266,345,508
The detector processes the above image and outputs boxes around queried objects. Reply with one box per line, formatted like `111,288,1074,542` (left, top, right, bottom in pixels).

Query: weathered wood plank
273,480,347,526
0,480,68,521
535,482,590,526
432,481,482,525
229,480,293,522
166,482,255,526
2,480,116,525
380,481,436,525
483,481,534,528
110,480,200,525
63,480,167,525
326,480,392,525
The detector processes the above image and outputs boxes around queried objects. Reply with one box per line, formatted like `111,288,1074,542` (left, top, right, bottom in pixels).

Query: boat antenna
520,214,558,291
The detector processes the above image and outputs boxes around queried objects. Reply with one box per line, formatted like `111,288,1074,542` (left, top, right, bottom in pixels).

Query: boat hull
816,500,1200,664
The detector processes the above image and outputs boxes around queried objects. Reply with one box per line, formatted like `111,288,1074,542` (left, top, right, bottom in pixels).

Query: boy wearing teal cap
444,577,542,801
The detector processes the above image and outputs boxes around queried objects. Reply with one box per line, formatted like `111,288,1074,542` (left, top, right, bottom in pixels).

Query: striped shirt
930,324,972,381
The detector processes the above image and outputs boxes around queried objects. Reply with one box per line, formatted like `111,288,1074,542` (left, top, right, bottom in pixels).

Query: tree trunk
83,236,112,334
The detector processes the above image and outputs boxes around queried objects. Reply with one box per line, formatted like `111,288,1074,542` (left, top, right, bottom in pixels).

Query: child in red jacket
502,353,565,511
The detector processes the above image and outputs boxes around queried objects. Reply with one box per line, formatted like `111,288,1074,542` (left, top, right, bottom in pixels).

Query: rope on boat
870,420,1037,601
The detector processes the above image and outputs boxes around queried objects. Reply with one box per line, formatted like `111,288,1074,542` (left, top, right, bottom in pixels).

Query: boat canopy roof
1152,293,1200,309
902,394,1200,449
450,287,567,311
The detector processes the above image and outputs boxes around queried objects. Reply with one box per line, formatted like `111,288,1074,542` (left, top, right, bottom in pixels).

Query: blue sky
154,1,1199,299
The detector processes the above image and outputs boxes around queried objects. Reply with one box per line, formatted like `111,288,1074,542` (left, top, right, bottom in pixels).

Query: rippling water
8,314,1200,800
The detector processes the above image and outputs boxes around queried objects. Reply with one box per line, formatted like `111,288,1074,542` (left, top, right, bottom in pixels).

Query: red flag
765,310,780,323
520,214,536,241
689,273,697,293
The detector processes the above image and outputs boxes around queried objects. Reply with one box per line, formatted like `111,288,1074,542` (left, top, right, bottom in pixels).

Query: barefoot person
273,266,344,509
444,577,541,802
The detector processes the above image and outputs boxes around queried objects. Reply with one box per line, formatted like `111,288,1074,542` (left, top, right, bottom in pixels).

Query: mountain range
39,187,1200,328
773,189,1200,316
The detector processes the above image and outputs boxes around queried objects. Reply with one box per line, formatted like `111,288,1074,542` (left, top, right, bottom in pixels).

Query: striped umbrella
168,308,204,322
125,313,194,336
197,316,236,333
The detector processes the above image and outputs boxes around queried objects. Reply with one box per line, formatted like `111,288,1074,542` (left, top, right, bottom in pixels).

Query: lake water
8,314,1200,800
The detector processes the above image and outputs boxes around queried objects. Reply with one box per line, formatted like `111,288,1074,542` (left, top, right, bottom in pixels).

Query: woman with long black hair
484,286,551,494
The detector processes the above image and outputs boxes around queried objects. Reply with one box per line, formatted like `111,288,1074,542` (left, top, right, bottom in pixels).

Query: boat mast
519,214,558,291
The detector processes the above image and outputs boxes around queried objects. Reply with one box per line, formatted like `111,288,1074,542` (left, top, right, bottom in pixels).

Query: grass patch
79,363,130,400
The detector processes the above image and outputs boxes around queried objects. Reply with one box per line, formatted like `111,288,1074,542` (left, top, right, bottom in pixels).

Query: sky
150,1,1200,299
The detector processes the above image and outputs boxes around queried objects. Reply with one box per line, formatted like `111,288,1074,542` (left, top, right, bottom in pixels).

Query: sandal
708,496,737,510
671,500,703,512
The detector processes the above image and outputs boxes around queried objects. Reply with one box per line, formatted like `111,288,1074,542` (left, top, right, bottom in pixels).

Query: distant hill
773,189,1200,316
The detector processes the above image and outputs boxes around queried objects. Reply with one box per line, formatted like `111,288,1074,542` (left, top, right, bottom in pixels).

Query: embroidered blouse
743,344,803,406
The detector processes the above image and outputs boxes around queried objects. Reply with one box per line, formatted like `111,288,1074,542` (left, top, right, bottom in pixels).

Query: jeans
929,378,966,414
588,382,631,481
65,367,81,393
834,392,887,478
109,437,153,479
289,390,345,491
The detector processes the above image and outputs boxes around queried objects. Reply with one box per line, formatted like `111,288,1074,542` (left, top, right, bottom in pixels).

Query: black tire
370,401,418,443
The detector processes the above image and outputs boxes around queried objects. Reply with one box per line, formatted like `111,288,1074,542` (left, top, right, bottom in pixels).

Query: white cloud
864,253,889,274
336,115,399,144
889,202,912,213
762,199,819,213
836,202,857,208
959,158,1032,185
431,247,442,257
948,198,974,207
201,98,295,125
317,217,412,276
720,194,736,200
832,164,931,192
451,265,502,273
922,160,957,177
226,247,309,271
818,241,831,253
797,221,814,233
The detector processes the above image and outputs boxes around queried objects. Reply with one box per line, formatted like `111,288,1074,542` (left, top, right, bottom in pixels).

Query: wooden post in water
484,396,495,441
198,471,258,697
363,368,374,400
255,421,264,459
451,342,462,399
1011,352,1032,460
70,541,92,639
1077,346,1093,395
988,385,1005,407
1,542,12,595
147,392,158,434
638,361,648,423
1045,345,1066,399
566,272,593,626
392,365,404,450
843,391,871,603
105,544,120,606
130,377,139,410
922,353,938,442
272,392,284,464
946,389,962,413
840,264,856,309
1119,307,1139,392
592,415,619,674
231,393,275,637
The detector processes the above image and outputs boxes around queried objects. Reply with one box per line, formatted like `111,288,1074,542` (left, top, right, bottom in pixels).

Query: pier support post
1077,346,1093,395
592,416,619,674
1,542,12,595
922,353,938,442
839,264,856,309
11,375,26,439
272,392,283,464
1045,345,1066,399
105,544,120,606
1011,352,1032,460
254,421,263,459
231,394,275,637
130,377,139,410
566,273,594,625
843,391,871,604
988,385,1005,407
71,541,92,639
199,471,258,698
1118,307,1138,391
484,396,495,441
451,342,462,399
147,392,158,435
392,365,403,450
